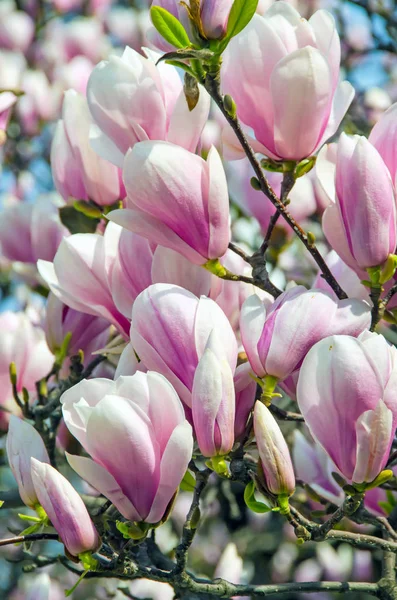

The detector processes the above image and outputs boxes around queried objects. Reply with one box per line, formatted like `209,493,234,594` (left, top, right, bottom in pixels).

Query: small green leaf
180,470,196,492
73,200,102,219
150,7,191,49
244,480,271,514
59,206,100,234
363,469,394,491
165,60,195,76
18,513,42,523
218,0,259,51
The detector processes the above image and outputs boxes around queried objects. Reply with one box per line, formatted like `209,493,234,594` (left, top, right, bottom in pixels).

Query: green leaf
150,6,191,49
59,206,100,234
244,480,271,514
73,200,102,219
180,470,196,492
218,0,258,51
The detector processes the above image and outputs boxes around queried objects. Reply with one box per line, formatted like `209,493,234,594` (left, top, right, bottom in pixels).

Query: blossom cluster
1,0,397,598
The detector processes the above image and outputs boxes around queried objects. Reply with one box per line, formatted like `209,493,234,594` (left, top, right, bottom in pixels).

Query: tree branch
203,74,348,301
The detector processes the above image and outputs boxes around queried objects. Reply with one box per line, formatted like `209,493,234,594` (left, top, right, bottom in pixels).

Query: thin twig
0,533,59,547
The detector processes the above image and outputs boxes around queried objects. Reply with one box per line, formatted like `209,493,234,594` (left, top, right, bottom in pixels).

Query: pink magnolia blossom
109,141,230,265
51,90,124,207
31,458,100,557
221,2,354,161
38,234,131,339
234,362,257,440
192,330,235,457
130,283,238,408
6,416,50,508
321,134,396,273
369,102,397,185
0,196,68,265
87,47,210,167
16,70,60,136
0,312,53,428
254,401,295,496
240,286,370,381
62,372,193,523
0,9,34,54
297,332,397,484
45,292,110,367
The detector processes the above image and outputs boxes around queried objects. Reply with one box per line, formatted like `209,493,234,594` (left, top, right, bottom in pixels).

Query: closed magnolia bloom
38,234,130,339
61,372,193,523
45,292,110,364
0,196,68,265
221,2,354,161
234,362,257,440
0,9,34,53
322,134,397,273
369,102,397,185
87,46,210,167
6,416,50,508
297,332,397,484
31,458,100,557
51,90,124,206
254,401,295,496
130,284,238,407
192,331,235,457
240,286,371,382
109,141,230,265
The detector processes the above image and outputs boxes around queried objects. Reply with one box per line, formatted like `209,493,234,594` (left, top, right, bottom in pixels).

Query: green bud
260,159,285,173
307,231,316,246
78,551,98,571
362,469,394,491
367,266,381,288
207,455,230,478
277,493,290,515
116,520,150,540
223,94,237,119
295,156,316,178
379,254,397,285
190,506,201,530
250,176,262,190
9,362,17,386
203,258,228,277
